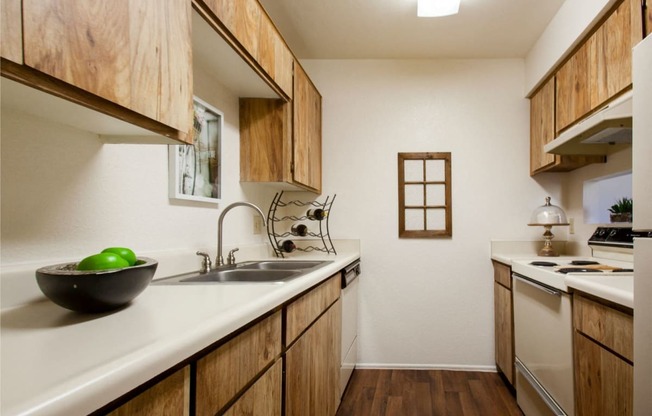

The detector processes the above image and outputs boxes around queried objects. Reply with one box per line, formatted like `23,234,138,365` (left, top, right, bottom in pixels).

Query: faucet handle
196,251,212,273
227,248,240,265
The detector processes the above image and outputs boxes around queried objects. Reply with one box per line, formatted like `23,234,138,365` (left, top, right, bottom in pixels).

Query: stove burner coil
570,260,601,266
530,261,558,267
557,267,604,274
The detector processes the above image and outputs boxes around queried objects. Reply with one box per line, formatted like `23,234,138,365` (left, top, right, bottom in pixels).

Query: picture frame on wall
168,97,223,204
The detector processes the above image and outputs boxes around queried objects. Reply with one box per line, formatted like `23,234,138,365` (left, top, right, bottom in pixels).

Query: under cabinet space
2,0,194,143
192,0,293,100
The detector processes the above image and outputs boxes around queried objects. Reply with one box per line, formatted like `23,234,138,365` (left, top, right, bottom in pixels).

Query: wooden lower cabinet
223,359,282,416
195,311,282,416
573,293,633,416
108,366,190,416
285,298,342,416
98,275,341,416
492,261,514,386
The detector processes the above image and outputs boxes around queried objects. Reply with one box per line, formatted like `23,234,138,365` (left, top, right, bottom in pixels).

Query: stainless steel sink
238,260,326,270
181,269,301,283
153,260,332,285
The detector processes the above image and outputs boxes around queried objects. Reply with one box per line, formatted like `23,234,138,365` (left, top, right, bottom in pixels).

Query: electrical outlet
569,217,575,235
253,216,264,235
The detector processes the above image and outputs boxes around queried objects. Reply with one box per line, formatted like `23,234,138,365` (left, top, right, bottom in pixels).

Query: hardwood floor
336,369,523,416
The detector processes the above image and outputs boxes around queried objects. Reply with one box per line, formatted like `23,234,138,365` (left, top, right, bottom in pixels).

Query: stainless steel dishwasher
340,259,361,397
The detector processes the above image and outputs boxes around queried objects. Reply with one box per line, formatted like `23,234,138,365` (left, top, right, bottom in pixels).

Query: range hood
545,91,632,155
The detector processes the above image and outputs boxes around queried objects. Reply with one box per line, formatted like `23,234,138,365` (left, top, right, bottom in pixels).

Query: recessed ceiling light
417,0,461,17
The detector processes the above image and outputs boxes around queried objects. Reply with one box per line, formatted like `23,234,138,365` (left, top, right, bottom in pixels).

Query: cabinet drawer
222,359,282,416
108,366,190,416
286,274,340,345
573,294,633,361
492,261,511,289
196,311,282,416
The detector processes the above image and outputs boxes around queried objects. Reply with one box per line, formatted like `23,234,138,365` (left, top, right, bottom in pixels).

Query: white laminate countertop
564,274,633,308
490,240,633,308
1,246,360,416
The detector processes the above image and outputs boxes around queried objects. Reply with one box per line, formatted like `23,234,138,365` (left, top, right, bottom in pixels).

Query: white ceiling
258,0,566,59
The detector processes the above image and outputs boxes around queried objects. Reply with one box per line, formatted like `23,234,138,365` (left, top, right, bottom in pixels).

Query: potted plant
608,197,633,223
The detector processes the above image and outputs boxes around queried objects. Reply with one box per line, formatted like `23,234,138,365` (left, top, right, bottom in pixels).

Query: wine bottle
291,224,309,237
306,208,328,221
279,240,296,253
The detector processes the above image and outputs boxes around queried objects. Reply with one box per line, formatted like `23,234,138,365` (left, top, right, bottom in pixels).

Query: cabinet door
530,78,557,173
556,41,591,134
285,299,341,416
494,282,514,385
108,367,190,416
286,274,340,345
574,333,633,416
259,14,293,99
292,63,322,193
1,0,22,63
222,360,282,416
647,0,652,36
589,0,635,109
196,312,282,416
21,0,192,135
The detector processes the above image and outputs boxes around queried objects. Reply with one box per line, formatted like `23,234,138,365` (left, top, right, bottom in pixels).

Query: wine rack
267,191,337,258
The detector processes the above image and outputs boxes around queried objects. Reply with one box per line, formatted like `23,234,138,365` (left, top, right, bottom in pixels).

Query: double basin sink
155,260,332,284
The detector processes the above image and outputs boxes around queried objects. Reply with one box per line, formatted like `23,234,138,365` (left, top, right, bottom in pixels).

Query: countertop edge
2,250,360,416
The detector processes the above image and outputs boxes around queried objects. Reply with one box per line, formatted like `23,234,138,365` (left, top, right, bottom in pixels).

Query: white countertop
565,274,633,308
490,241,633,308
1,245,360,416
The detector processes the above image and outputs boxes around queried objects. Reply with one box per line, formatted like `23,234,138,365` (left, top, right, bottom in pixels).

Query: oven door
513,273,574,416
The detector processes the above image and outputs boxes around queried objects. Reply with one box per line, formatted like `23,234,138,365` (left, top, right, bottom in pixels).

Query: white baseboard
355,363,497,373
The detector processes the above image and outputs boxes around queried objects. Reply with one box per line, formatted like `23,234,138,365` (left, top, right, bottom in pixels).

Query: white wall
303,59,562,369
0,64,273,268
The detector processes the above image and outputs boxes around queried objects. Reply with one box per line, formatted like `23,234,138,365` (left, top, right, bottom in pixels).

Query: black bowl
35,257,158,313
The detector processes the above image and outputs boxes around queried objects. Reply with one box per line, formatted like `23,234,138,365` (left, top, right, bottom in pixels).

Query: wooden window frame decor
398,152,452,238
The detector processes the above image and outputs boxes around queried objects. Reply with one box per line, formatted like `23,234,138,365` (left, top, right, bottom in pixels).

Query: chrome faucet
216,202,267,267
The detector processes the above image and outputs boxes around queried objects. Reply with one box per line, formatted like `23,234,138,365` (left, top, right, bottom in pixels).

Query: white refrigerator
633,34,652,416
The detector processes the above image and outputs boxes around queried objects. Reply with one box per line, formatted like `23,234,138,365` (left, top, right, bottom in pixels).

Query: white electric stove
511,226,642,416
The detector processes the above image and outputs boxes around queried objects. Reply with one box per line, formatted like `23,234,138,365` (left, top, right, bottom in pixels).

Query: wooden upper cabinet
199,0,294,99
293,63,322,192
239,63,323,193
530,78,557,173
556,0,642,135
556,41,591,134
259,13,294,98
531,76,604,175
589,0,636,109
1,0,23,63
17,0,192,141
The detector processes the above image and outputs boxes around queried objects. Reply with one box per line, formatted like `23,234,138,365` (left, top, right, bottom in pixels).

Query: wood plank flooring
336,369,523,416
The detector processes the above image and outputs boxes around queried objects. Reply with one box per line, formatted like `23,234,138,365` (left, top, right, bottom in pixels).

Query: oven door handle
513,273,561,297
515,358,567,416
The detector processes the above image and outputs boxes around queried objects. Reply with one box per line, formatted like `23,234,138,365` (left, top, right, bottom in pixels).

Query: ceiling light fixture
417,0,461,17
